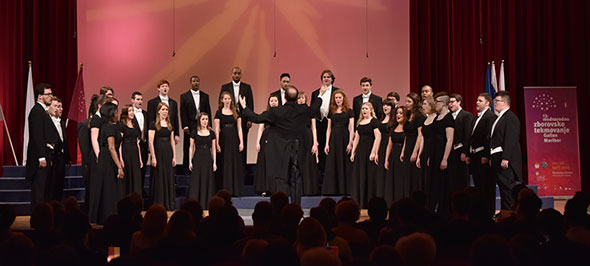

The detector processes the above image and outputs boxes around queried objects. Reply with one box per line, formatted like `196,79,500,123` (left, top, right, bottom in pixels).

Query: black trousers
491,153,519,210
46,151,66,202
448,149,469,194
470,152,496,216
275,139,302,205
315,119,328,174
30,166,49,210
139,139,149,200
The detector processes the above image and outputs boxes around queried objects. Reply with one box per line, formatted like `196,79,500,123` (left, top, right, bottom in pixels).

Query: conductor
240,85,327,205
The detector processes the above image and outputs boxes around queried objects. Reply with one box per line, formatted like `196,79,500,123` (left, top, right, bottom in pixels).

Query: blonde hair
155,102,173,131
356,102,377,127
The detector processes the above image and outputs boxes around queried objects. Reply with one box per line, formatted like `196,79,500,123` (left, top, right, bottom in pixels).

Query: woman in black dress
401,93,425,194
97,102,125,224
417,97,437,210
149,102,177,211
119,104,143,196
214,91,244,196
430,93,455,215
350,102,381,208
88,95,118,224
322,90,354,195
375,100,395,199
254,95,279,195
188,112,217,207
385,106,409,204
298,91,320,196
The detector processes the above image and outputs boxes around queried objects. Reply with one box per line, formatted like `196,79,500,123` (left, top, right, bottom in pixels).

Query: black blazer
134,109,149,142
147,96,180,137
270,89,285,106
453,109,474,155
353,93,383,122
77,119,91,165
468,108,496,158
311,86,339,120
242,99,322,178
25,103,51,180
220,81,253,116
180,89,211,131
46,117,70,162
489,109,522,180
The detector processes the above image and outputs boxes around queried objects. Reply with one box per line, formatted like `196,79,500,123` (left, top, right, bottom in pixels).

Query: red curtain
411,0,590,190
0,0,78,173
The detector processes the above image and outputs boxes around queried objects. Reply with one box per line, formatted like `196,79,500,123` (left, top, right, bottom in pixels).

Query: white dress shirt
490,108,509,137
452,108,462,120
319,85,332,119
280,88,286,105
191,89,200,114
159,95,169,106
232,81,241,103
51,116,63,141
134,107,144,134
362,92,372,103
471,108,487,135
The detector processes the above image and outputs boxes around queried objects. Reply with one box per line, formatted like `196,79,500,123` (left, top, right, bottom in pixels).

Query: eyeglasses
493,99,505,103
42,93,53,96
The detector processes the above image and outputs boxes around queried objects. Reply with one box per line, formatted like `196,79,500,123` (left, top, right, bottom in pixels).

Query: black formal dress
351,118,380,208
255,124,273,194
180,89,211,171
147,97,180,138
121,124,142,196
421,117,435,206
188,130,216,207
302,117,320,195
97,122,125,224
489,109,522,210
88,114,105,224
77,119,92,212
429,113,454,214
375,121,391,198
220,82,253,167
389,130,407,203
26,103,51,209
403,113,425,193
468,108,497,216
322,109,354,195
215,110,244,196
149,122,176,211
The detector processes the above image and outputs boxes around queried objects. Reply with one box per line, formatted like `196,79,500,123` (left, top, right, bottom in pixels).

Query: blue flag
484,63,495,110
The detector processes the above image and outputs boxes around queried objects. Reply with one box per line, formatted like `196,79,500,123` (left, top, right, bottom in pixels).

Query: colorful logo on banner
524,86,581,196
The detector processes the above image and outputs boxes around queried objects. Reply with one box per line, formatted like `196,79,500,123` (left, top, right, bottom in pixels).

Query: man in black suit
220,67,253,165
489,91,522,210
26,83,53,208
180,75,211,172
310,70,339,174
131,91,149,195
147,80,180,143
46,97,70,201
448,94,474,193
353,77,383,122
467,93,497,217
270,73,291,106
240,85,327,205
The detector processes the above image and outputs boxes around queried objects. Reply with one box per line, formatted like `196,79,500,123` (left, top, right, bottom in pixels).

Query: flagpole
0,105,19,166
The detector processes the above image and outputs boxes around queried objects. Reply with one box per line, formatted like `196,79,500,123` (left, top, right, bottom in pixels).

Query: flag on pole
499,60,505,91
484,62,496,110
1,104,20,165
22,61,34,166
68,64,86,123
491,61,498,93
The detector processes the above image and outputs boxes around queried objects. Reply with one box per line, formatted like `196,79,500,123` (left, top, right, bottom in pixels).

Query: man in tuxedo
131,91,149,194
270,73,291,106
467,93,497,217
26,83,53,208
147,80,180,143
180,75,211,172
421,85,433,100
489,91,522,210
46,97,70,201
220,67,253,165
240,85,327,205
448,94,474,193
353,77,383,122
310,70,339,175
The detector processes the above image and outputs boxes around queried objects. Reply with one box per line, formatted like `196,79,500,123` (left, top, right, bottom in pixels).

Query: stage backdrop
524,86,581,197
77,0,410,163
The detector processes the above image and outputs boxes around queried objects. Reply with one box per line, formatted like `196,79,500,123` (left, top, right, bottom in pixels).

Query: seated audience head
370,245,403,266
242,239,269,266
216,189,232,206
49,200,65,232
537,208,565,240
310,206,334,234
515,188,542,219
262,239,299,266
208,196,225,217
470,234,514,266
252,201,273,227
180,199,204,222
141,204,167,239
281,203,304,229
295,217,327,256
63,210,91,243
510,184,528,210
335,200,360,225
367,197,388,222
450,191,470,219
0,205,16,236
0,232,35,266
395,232,436,266
564,192,590,228
62,196,80,214
318,197,338,228
300,247,341,266
270,192,289,213
410,190,427,208
30,202,54,232
166,210,195,240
